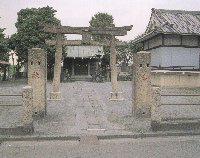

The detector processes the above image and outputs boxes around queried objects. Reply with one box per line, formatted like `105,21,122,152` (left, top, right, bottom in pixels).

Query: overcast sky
1,0,200,41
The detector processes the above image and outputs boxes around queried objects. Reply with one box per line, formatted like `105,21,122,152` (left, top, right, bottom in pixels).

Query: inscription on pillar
133,51,152,118
28,48,47,117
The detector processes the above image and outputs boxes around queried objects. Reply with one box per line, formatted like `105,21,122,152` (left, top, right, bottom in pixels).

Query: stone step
152,119,200,131
0,125,34,135
71,75,92,81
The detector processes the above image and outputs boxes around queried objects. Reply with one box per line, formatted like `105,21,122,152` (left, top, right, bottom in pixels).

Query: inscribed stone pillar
109,36,123,100
132,51,151,117
151,86,161,131
50,32,63,100
28,48,47,117
22,86,34,133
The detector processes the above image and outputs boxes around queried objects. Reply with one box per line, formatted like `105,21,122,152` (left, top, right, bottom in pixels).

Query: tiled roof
146,9,200,34
134,8,200,43
66,46,103,58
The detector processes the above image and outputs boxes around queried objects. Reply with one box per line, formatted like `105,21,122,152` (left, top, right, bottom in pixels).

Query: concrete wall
151,70,200,87
150,47,200,68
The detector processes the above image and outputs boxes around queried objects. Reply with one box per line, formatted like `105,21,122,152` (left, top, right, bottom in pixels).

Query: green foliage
0,28,9,62
89,12,115,67
9,6,61,76
117,41,143,66
89,12,115,42
0,28,9,80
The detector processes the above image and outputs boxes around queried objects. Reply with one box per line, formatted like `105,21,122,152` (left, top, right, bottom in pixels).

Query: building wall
148,35,162,49
143,35,200,51
150,47,200,68
182,36,199,47
164,35,181,45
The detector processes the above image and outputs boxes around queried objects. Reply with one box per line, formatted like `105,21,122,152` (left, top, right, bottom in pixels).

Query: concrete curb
1,131,200,142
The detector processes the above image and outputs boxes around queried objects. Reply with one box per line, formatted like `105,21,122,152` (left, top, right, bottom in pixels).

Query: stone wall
151,70,200,87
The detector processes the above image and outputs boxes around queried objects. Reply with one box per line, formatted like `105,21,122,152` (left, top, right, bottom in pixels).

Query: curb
1,131,200,142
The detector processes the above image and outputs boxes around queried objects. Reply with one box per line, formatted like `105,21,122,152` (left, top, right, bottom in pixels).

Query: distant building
9,51,18,65
133,8,200,70
63,46,103,80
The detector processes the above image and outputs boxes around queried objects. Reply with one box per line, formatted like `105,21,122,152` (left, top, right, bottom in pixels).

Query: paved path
1,135,200,158
1,80,200,136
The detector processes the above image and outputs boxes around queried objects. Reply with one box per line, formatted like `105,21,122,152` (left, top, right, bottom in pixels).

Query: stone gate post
132,51,152,117
28,48,47,117
151,86,162,131
22,86,34,134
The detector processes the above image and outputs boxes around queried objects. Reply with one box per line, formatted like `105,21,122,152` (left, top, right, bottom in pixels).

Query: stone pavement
1,136,200,158
1,80,200,138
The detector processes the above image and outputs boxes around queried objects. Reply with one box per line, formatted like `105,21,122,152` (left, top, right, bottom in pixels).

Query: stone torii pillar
50,31,63,99
43,25,89,100
89,26,133,100
109,36,119,100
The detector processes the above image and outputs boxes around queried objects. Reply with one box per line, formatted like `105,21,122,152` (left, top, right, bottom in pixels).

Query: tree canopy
9,6,61,78
0,27,9,80
89,12,115,42
0,28,9,62
117,41,143,68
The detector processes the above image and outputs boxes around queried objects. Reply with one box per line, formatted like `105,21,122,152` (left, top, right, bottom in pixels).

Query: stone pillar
50,32,63,100
88,62,90,76
132,51,151,117
72,59,75,76
28,48,47,117
110,36,123,100
22,86,34,133
151,87,162,131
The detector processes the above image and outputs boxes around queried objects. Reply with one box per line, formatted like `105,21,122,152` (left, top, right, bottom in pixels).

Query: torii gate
44,25,132,100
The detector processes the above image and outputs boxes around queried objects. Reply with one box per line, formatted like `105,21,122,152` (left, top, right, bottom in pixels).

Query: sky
0,0,200,41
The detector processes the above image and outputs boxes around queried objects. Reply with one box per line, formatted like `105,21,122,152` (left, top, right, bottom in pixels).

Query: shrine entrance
63,58,97,76
44,24,132,100
74,58,88,75
63,45,102,80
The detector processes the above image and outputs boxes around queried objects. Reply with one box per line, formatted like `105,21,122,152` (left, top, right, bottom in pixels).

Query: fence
151,87,200,130
0,86,34,135
0,94,23,106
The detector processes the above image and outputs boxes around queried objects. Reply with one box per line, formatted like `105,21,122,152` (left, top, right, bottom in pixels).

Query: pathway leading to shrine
1,80,200,137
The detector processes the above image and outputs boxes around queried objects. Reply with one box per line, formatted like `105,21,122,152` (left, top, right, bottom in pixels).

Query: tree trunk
2,66,7,81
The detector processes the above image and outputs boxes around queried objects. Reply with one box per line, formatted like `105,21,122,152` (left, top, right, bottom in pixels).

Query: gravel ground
1,79,200,136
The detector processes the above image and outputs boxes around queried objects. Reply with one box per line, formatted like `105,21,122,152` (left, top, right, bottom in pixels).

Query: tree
117,41,143,71
0,27,9,80
89,12,115,64
9,6,61,79
89,12,115,42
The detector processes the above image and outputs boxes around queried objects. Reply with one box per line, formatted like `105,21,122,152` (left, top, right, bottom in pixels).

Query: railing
151,87,200,130
151,66,200,71
0,94,23,106
161,94,200,106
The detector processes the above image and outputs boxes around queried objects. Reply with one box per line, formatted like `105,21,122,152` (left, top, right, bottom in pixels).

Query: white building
133,8,200,70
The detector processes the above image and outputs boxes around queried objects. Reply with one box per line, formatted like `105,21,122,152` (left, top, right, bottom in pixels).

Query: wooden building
63,46,103,81
133,9,200,70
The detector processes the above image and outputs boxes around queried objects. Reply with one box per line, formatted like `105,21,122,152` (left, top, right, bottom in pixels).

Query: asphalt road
1,135,200,158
